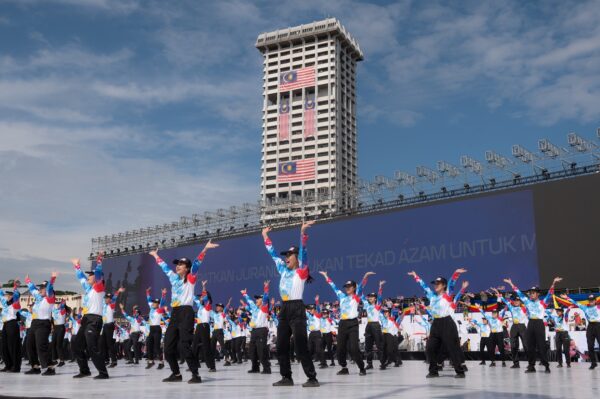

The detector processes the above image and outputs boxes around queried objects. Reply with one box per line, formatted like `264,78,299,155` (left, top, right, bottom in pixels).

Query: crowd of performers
1,221,600,387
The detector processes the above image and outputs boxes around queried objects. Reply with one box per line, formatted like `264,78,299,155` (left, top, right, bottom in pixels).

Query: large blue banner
101,190,538,309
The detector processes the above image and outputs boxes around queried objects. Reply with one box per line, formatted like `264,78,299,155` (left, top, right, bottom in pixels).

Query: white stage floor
0,360,598,398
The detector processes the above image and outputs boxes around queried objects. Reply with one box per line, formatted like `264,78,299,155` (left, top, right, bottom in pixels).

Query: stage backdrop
99,189,540,309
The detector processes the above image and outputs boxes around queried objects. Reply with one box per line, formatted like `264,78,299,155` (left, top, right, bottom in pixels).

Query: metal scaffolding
91,130,600,259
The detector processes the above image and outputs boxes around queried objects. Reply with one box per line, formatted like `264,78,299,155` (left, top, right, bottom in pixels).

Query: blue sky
1,0,599,289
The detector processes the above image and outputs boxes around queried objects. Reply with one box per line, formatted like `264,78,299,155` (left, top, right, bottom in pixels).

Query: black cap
382,307,390,313
280,246,299,256
85,271,95,276
343,280,357,288
152,298,160,304
173,258,192,268
512,295,521,301
527,286,540,293
253,294,263,300
589,294,596,301
37,281,49,289
306,304,315,310
366,292,377,298
431,277,448,286
104,293,112,299
3,290,13,295
215,303,225,308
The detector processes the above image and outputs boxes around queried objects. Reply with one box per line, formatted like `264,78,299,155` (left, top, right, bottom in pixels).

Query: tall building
255,18,363,221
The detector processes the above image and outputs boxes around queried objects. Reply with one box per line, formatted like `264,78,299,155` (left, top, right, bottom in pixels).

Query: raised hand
315,294,319,302
240,288,247,296
318,271,328,278
379,280,386,287
301,220,315,234
262,226,272,238
553,276,563,284
461,281,469,290
161,288,167,295
119,303,125,310
264,280,270,287
149,249,159,258
202,280,208,288
118,287,126,293
454,268,467,274
51,271,58,279
70,258,81,267
503,278,513,285
407,271,417,278
204,239,219,250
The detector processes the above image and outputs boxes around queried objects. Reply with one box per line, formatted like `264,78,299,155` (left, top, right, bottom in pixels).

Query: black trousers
479,336,491,362
231,336,244,363
555,331,571,366
364,322,384,365
123,339,133,361
1,320,21,372
383,333,399,365
308,331,325,365
276,300,316,379
147,325,163,361
211,329,227,359
100,322,117,363
192,323,214,368
510,323,527,364
587,322,600,366
164,305,198,375
51,324,66,362
249,327,271,371
74,314,107,375
27,319,52,369
526,319,548,368
322,332,334,364
489,332,505,362
337,319,365,370
130,332,142,361
427,316,463,374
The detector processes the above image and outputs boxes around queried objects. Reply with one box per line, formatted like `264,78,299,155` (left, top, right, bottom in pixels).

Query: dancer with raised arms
149,239,219,383
262,221,319,388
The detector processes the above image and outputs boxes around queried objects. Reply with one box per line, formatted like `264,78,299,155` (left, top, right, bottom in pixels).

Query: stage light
161,239,166,244
205,231,209,235
463,183,470,190
441,187,447,193
570,162,577,170
230,226,235,231
243,223,249,228
489,178,496,186
513,174,521,184
397,194,404,202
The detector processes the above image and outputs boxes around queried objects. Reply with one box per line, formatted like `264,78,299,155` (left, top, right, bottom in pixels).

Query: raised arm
47,272,57,299
191,240,219,275
407,271,433,298
448,268,467,294
503,278,528,304
262,280,270,310
119,303,134,323
357,271,375,296
542,277,562,305
377,281,385,307
240,288,257,313
94,253,104,285
146,287,153,306
298,221,315,270
454,280,469,305
149,249,176,281
262,227,286,274
24,275,42,302
319,271,342,298
71,258,91,292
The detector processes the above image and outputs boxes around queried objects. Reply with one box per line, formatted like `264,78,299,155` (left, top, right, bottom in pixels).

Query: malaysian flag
303,95,315,138
277,159,316,182
278,99,290,141
279,67,316,92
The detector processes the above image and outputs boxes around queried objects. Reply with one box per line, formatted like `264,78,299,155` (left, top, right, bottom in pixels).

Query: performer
320,309,336,367
71,254,109,379
319,270,367,376
149,240,218,383
468,316,491,365
561,293,600,369
503,277,561,373
474,304,506,367
306,295,326,369
211,299,231,366
262,222,319,387
380,307,402,368
146,287,167,369
361,278,386,370
407,268,467,378
119,304,143,364
192,281,216,372
24,273,57,376
545,306,571,368
51,299,67,367
242,280,272,374
226,308,244,364
101,288,124,368
0,280,22,373
493,288,528,368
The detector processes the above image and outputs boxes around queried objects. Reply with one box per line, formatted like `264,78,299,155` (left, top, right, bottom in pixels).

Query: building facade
255,18,363,221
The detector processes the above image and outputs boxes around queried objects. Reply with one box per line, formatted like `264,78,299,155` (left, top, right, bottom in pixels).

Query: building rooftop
255,18,363,61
